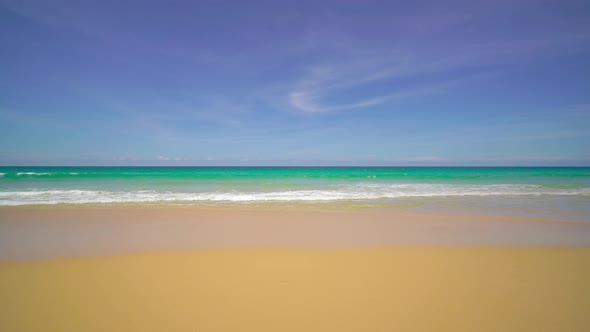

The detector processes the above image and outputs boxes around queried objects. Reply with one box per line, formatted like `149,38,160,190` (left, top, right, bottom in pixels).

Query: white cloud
289,87,440,113
287,28,590,114
286,52,471,113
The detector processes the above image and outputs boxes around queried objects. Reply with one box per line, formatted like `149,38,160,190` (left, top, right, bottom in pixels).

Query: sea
1,167,589,221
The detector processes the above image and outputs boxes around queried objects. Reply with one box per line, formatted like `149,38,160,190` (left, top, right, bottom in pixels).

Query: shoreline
2,202,588,221
2,205,590,261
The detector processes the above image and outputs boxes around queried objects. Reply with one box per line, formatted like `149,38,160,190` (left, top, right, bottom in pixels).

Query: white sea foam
0,184,589,206
0,172,4,176
13,172,82,176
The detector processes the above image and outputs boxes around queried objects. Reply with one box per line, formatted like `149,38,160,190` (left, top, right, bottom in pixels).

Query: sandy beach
2,247,589,331
1,206,589,331
1,206,590,259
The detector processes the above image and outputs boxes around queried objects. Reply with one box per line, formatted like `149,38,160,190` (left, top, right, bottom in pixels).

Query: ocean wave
0,184,589,205
9,172,82,177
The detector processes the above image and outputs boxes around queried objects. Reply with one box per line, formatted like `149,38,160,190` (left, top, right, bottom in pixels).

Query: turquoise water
1,167,589,220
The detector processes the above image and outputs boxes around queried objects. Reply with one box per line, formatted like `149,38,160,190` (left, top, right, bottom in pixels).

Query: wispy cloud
156,155,191,162
289,87,438,113
287,19,590,114
287,55,444,113
286,49,493,113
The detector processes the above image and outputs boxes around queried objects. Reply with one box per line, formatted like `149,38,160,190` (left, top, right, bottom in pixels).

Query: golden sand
2,247,589,332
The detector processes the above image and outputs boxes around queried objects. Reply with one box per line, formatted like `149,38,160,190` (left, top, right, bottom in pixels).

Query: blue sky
1,0,589,166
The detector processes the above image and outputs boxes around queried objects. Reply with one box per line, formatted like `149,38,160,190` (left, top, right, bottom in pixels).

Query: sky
1,0,589,166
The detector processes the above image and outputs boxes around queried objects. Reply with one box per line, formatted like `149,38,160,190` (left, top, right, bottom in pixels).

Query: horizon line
1,165,589,168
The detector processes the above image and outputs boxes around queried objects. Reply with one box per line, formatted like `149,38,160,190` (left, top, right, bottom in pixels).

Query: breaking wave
1,184,589,206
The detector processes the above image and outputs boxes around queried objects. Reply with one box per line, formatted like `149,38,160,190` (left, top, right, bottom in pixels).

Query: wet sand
1,206,589,260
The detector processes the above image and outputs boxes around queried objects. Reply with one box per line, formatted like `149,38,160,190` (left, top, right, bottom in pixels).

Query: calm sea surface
1,167,589,220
